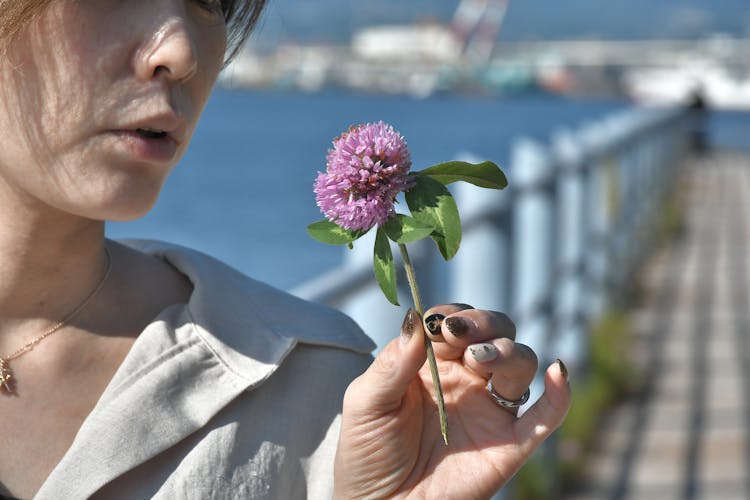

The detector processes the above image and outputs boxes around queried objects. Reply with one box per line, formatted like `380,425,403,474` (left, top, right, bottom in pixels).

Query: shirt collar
36,239,373,498
130,239,375,378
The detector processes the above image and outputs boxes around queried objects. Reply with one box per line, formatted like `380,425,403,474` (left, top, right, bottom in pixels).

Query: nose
136,16,198,83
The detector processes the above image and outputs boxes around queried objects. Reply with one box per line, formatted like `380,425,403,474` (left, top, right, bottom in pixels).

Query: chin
67,181,165,222
102,191,162,222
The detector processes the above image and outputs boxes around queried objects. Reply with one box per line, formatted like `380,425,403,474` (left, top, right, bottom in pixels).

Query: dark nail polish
444,316,469,337
424,314,445,335
556,359,569,381
401,308,421,344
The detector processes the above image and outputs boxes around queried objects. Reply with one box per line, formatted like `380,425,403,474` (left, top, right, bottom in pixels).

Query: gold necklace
0,248,112,395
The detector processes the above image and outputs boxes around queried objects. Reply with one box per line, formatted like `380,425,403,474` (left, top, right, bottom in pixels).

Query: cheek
0,71,67,174
10,7,105,150
196,25,228,95
181,40,225,135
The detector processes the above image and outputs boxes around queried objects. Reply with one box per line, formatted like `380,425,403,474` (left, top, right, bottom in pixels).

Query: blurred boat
624,63,750,110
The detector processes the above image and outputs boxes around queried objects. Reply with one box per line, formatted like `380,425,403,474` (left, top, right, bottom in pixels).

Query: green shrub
513,310,641,499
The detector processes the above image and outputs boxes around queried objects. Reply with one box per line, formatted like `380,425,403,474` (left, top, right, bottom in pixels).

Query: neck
0,207,109,342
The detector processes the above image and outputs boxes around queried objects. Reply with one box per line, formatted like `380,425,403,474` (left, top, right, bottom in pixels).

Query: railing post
337,231,406,352
451,171,511,311
510,138,555,380
601,113,633,293
551,129,587,370
579,122,610,317
503,138,557,500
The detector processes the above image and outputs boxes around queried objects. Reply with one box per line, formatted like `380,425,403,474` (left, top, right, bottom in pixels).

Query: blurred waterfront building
219,0,750,109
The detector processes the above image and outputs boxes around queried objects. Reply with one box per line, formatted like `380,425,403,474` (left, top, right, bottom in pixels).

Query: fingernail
556,359,569,381
468,343,498,363
444,316,469,337
424,314,445,336
401,308,421,345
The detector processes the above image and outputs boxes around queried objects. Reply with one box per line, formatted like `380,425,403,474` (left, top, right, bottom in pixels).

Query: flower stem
398,244,448,446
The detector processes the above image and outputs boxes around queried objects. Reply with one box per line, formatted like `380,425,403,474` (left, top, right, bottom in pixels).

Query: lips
110,128,179,164
108,113,188,164
135,127,169,139
128,112,187,144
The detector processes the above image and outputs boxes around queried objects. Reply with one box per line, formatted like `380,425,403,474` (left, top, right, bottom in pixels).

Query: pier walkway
566,150,750,500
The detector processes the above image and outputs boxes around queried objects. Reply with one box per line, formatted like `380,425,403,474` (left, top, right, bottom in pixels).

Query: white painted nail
468,343,498,363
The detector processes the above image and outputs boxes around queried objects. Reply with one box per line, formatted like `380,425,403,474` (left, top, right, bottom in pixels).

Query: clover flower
309,121,508,445
314,121,414,231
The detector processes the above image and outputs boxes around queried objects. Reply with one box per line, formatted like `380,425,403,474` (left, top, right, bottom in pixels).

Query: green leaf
405,175,462,260
374,228,399,305
418,160,508,189
307,220,366,245
382,214,435,244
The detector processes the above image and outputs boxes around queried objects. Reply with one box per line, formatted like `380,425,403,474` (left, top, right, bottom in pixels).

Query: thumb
345,308,427,416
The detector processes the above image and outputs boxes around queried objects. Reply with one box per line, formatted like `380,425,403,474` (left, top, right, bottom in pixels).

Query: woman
0,1,570,498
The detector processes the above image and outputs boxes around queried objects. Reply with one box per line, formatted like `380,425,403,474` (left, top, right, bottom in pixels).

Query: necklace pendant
0,358,14,394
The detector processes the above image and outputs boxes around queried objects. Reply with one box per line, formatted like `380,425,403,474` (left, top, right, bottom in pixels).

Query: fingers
422,303,475,342
464,339,538,413
514,360,572,454
423,304,516,360
343,309,427,417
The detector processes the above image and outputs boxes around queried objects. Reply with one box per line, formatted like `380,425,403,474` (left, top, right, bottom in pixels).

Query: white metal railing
292,104,692,495
294,106,691,365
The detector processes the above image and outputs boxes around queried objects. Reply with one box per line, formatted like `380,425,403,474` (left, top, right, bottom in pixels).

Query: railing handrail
293,106,691,330
292,103,693,498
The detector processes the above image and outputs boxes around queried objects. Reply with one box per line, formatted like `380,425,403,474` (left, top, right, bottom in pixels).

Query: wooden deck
565,150,750,500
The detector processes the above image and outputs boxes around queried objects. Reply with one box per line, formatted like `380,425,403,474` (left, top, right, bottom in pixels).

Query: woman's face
0,0,228,221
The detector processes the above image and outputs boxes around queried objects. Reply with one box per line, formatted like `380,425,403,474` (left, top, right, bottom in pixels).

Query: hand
333,304,571,499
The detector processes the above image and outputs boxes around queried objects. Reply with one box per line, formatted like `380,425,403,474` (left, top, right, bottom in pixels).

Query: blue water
709,111,750,151
107,89,748,291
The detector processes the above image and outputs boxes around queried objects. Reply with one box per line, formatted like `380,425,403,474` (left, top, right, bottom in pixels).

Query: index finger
422,303,475,342
423,306,516,360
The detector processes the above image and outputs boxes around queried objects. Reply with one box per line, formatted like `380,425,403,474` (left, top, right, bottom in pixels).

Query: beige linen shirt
34,241,375,499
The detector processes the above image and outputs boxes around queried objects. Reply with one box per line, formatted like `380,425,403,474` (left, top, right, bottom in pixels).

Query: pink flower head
314,121,414,231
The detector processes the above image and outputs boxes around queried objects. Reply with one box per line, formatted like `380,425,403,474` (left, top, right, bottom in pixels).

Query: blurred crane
451,0,509,64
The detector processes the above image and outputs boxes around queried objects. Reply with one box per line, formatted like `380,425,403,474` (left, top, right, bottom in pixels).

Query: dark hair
0,0,268,62
225,0,268,63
